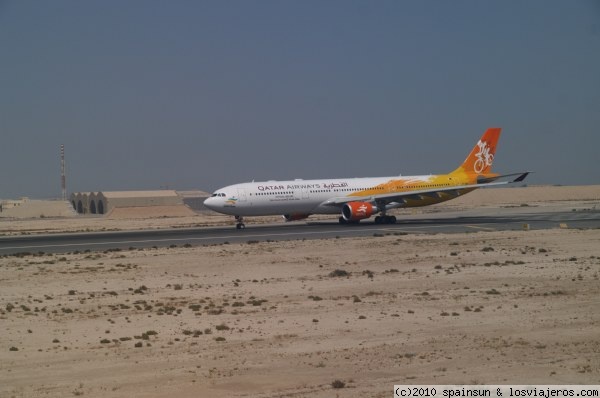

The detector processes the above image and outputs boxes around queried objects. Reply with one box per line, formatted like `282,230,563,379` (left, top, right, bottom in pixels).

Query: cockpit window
212,193,226,197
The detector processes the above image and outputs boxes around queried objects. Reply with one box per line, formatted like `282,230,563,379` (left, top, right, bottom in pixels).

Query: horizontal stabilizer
477,171,532,184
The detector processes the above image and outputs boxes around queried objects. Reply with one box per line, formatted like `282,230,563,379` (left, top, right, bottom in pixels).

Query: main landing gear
374,205,396,224
374,215,396,224
235,215,245,229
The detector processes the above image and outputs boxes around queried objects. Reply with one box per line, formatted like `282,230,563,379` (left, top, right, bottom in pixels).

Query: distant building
0,197,29,212
0,198,77,218
70,190,209,214
70,190,184,215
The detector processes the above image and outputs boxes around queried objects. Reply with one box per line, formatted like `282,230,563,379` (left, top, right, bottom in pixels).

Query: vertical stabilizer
452,128,501,175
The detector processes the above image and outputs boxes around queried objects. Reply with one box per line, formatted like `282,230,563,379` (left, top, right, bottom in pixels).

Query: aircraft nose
203,197,217,210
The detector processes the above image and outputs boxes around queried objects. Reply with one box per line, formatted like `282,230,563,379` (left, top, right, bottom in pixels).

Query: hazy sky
1,1,599,198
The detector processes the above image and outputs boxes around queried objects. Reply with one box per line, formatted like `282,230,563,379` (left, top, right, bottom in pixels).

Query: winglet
452,128,501,175
512,172,530,183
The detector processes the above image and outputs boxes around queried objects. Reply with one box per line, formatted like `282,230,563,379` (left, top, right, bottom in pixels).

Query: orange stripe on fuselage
344,173,480,207
342,128,502,207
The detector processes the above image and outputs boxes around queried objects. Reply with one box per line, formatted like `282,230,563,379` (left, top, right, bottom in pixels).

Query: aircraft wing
320,172,530,208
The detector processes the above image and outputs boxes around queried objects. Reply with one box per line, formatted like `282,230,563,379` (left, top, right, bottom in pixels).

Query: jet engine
342,202,378,221
283,213,311,222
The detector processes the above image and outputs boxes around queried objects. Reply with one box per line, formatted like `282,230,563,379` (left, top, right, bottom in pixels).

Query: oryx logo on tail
473,140,494,173
452,127,501,176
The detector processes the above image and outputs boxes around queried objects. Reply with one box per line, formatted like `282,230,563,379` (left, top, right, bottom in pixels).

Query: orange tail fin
452,128,501,175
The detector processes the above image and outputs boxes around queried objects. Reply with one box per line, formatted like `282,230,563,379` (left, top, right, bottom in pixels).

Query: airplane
203,128,529,229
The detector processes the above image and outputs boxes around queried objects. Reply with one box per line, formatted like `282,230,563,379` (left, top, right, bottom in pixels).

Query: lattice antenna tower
61,144,66,201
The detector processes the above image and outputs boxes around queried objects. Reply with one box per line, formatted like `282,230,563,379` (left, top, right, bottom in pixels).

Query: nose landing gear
235,215,245,229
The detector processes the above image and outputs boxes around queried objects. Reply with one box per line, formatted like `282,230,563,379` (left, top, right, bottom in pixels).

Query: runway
1,205,599,255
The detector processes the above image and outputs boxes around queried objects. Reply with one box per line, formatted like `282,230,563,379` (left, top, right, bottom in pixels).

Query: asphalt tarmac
1,205,598,255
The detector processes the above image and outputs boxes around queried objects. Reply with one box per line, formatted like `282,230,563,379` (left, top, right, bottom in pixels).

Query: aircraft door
237,188,247,202
301,187,309,199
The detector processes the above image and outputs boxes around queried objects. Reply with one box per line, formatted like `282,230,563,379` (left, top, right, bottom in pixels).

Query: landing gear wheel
234,215,245,229
376,215,397,224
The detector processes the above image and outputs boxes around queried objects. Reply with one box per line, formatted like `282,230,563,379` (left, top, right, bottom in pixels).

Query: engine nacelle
283,213,311,222
342,202,378,221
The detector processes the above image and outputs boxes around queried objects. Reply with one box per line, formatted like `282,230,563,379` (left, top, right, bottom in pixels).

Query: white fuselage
203,175,446,217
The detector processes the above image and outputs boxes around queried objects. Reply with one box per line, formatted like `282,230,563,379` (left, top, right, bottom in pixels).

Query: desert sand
1,186,599,398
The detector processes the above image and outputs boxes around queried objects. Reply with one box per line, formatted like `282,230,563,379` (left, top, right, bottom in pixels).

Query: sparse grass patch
274,334,298,340
133,285,148,294
328,269,349,277
215,323,230,331
331,380,345,389
247,298,268,306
